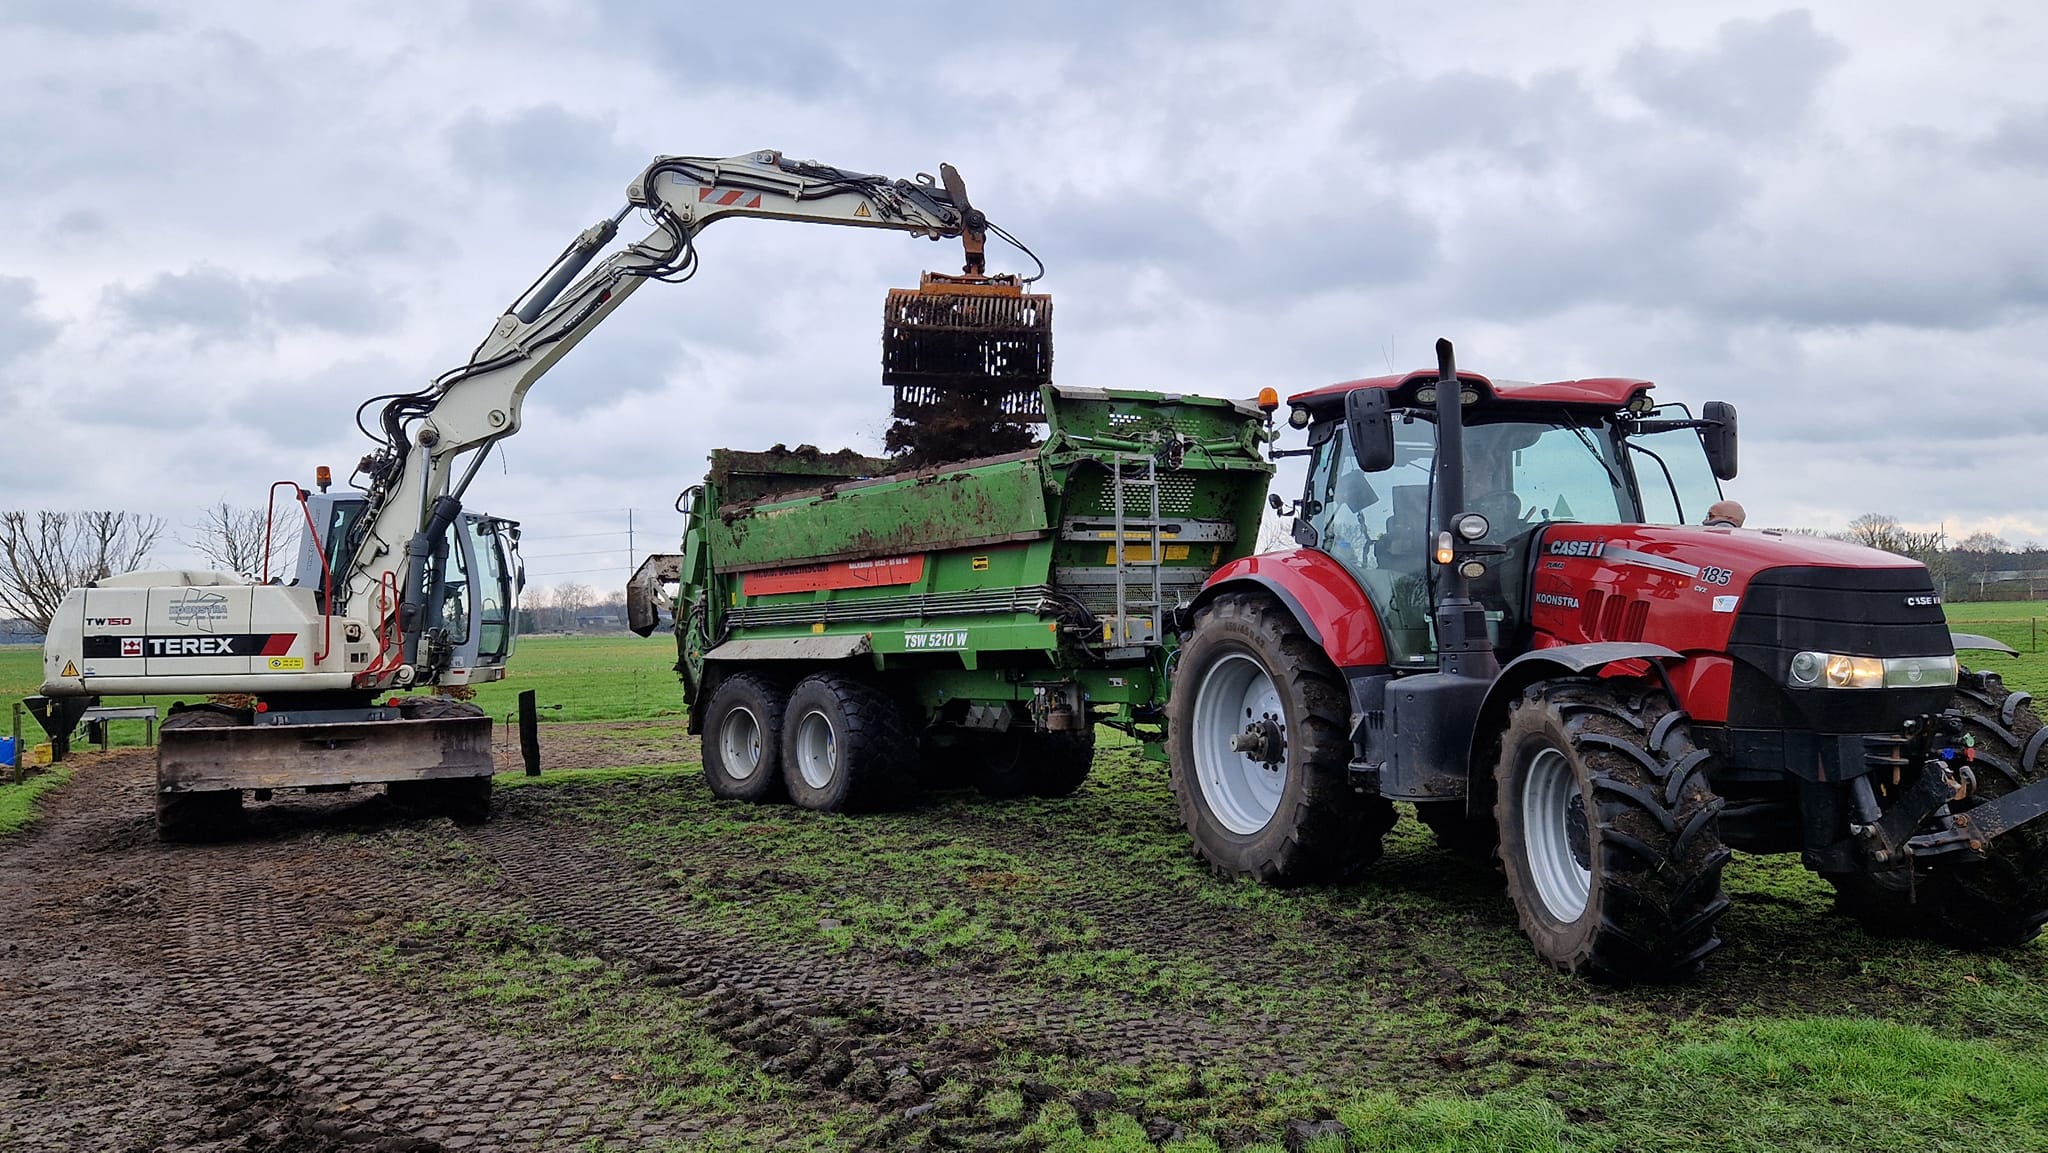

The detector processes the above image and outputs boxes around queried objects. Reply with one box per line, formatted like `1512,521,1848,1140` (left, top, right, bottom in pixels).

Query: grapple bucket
882,274,1053,421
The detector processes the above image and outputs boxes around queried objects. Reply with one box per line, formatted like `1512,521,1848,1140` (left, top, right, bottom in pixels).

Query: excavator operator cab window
469,516,517,666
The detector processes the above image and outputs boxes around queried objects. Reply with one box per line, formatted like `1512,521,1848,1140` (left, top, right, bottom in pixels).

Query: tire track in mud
465,808,1279,1072
1,751,698,1151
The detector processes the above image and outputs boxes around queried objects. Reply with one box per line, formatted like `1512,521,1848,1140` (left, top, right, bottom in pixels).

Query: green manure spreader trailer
629,385,1274,809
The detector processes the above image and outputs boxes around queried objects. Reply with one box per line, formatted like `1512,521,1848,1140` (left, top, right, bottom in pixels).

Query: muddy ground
6,722,2047,1152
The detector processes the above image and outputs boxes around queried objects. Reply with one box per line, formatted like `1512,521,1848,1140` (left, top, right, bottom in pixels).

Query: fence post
9,702,21,786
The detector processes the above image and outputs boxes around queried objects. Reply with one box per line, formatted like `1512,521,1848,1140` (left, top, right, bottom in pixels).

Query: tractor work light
1788,651,1958,690
1288,404,1312,429
1434,531,1455,565
1454,512,1490,541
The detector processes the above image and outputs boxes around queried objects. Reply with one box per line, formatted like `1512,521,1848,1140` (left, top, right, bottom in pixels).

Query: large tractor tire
780,673,914,813
1832,670,2048,947
1166,593,1395,885
156,707,246,843
1493,680,1730,982
700,673,789,803
976,728,1097,799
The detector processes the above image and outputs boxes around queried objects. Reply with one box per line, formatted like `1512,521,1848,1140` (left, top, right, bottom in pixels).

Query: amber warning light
315,465,332,492
1257,387,1279,412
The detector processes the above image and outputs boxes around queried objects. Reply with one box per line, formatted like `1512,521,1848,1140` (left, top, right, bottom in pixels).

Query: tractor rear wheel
1832,670,2048,946
976,728,1096,799
1167,592,1394,884
780,673,914,813
701,674,789,803
1493,680,1730,981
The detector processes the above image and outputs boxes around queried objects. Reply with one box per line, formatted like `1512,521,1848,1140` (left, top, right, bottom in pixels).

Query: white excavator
32,150,1045,838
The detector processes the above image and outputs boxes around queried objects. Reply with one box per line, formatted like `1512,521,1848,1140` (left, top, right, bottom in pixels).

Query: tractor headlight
1288,404,1312,429
1788,651,1958,689
1454,512,1490,541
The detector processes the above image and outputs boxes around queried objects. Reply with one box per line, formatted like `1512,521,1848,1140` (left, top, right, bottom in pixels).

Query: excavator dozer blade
882,275,1053,422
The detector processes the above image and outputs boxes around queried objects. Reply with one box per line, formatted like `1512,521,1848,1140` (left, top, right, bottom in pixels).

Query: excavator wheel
387,698,493,824
1167,592,1394,885
1493,679,1730,982
156,707,246,843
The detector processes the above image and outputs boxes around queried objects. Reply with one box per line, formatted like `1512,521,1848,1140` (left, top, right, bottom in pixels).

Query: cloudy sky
3,0,2046,594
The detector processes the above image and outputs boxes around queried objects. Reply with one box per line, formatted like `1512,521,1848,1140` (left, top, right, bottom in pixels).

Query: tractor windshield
1623,403,1725,525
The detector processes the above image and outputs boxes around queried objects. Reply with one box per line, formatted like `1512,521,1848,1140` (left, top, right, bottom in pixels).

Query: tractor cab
1283,371,1735,664
293,491,524,684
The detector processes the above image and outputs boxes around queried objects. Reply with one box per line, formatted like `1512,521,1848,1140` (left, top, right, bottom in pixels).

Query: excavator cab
294,493,522,685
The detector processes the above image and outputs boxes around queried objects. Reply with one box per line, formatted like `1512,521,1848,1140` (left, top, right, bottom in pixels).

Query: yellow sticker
971,556,989,571
853,202,872,218
267,657,306,671
60,660,78,678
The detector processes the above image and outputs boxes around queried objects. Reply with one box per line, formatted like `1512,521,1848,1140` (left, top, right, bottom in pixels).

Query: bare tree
554,581,594,627
1958,530,2009,554
184,500,294,578
0,510,165,633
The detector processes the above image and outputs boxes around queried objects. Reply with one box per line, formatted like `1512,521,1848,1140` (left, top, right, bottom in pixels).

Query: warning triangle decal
853,203,871,218
61,660,78,677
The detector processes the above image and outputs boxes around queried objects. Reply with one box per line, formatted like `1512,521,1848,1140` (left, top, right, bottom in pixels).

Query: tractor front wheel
1167,593,1394,884
1493,679,1730,981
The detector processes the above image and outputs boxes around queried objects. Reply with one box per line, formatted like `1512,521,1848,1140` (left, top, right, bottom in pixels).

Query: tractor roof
1288,370,1654,414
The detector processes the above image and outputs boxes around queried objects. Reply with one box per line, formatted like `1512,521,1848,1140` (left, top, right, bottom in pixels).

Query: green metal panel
709,453,1052,572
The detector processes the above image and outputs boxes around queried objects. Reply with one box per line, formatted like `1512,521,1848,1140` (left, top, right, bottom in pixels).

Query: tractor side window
1629,404,1724,525
1305,418,1437,665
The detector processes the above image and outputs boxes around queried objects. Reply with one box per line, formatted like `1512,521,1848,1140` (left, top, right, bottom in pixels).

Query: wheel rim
1522,747,1592,922
793,708,837,790
717,706,763,781
1190,651,1287,835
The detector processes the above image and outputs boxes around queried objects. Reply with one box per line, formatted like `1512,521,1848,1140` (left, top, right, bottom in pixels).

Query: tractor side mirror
1702,401,1738,480
1345,388,1396,473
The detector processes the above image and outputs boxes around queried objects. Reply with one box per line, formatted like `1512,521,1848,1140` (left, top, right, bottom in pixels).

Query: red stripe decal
261,634,296,656
698,187,714,201
744,555,926,596
719,190,745,206
745,193,762,208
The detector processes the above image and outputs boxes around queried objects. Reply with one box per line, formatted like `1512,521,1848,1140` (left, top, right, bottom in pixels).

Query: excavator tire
387,698,493,824
1493,679,1730,982
156,707,245,843
1830,670,2048,947
1167,592,1394,885
780,673,914,813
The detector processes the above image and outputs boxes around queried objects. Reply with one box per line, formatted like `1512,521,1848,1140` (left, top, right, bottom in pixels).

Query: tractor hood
1530,523,1933,656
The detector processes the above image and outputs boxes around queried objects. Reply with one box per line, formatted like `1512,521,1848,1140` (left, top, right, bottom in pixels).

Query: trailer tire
1493,680,1730,982
780,673,914,813
701,674,789,803
1167,592,1394,884
1834,670,2048,947
977,729,1096,799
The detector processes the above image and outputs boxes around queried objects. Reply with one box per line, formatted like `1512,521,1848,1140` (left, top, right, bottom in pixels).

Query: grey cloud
106,266,402,340
1976,107,2048,169
1352,69,1592,166
0,277,59,368
315,214,453,267
1619,10,1846,136
1,0,162,35
447,105,641,193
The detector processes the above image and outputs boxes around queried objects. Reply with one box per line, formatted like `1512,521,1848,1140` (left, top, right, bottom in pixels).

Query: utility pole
627,508,635,574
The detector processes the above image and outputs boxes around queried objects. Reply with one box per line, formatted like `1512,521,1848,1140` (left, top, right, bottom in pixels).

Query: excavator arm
337,150,999,687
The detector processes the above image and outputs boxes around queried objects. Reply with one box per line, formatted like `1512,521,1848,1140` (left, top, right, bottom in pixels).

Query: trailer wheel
700,674,788,803
1493,680,1730,982
780,673,913,813
1835,670,2048,946
977,728,1096,799
156,707,246,842
1167,592,1394,884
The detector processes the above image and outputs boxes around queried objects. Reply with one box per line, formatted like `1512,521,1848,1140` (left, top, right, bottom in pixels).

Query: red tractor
1167,340,2046,981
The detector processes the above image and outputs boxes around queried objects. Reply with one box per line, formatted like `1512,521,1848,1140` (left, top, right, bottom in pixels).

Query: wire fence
1957,617,2044,653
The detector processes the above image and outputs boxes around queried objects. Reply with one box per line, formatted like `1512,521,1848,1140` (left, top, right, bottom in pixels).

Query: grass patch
465,634,683,722
0,766,72,835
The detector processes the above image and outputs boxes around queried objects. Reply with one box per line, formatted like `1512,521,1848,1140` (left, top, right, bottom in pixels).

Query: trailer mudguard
1463,641,1686,805
1189,550,1388,668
